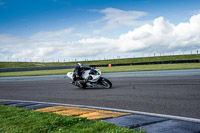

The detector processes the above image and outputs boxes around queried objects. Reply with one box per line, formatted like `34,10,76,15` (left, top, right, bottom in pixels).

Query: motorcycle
66,68,112,89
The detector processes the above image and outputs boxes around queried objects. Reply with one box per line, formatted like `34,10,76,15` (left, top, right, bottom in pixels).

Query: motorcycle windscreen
89,69,100,75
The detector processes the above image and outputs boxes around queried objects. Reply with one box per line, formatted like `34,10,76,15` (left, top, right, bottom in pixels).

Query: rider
72,63,90,87
72,63,83,82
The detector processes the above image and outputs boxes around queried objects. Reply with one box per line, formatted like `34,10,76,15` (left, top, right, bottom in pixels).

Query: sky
0,0,200,62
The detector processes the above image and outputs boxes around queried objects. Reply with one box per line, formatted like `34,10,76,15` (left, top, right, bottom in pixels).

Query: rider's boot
70,81,75,84
76,80,83,88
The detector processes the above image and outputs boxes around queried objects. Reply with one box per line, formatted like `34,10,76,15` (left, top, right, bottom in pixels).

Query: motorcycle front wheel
100,78,112,88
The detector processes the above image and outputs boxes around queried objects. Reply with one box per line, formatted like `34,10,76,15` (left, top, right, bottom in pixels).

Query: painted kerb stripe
36,105,131,120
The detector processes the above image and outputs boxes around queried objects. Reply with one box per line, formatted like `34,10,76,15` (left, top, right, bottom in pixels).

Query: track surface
0,69,200,119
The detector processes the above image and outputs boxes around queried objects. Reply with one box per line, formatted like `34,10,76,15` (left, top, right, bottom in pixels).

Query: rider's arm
82,66,91,70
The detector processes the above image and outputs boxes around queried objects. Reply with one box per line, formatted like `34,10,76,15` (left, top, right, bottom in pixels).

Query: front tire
100,78,112,88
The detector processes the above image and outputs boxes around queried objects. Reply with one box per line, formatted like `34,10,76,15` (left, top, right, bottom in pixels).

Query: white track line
1,99,200,123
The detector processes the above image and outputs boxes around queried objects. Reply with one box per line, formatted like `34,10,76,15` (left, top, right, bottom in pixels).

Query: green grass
0,69,74,77
1,54,200,68
0,63,199,77
98,63,200,73
0,105,143,133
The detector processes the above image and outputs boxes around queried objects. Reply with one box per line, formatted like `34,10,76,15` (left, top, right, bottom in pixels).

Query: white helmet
77,63,83,68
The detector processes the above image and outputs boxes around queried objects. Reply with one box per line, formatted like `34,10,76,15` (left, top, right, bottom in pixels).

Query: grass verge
0,63,200,77
1,54,200,68
98,63,200,73
0,105,143,133
0,69,74,77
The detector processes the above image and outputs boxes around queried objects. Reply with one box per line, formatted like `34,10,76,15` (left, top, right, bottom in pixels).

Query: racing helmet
77,63,83,68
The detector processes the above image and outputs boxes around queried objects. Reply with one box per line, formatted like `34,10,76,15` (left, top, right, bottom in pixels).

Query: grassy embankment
1,54,200,68
0,105,143,133
0,54,200,77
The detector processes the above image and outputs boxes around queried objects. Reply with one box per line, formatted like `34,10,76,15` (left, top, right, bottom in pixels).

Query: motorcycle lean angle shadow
66,67,112,89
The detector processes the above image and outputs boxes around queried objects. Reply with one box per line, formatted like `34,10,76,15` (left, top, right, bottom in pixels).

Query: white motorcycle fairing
82,69,101,82
67,72,74,80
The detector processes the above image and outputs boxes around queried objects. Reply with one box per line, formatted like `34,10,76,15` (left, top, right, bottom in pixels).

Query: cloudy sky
0,0,200,62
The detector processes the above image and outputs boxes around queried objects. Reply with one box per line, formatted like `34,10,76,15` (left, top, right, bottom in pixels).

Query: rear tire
100,78,112,88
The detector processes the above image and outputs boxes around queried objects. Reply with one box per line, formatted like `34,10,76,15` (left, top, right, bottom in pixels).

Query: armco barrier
0,59,199,72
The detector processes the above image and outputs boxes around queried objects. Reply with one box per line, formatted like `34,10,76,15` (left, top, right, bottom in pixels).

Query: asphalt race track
0,69,200,119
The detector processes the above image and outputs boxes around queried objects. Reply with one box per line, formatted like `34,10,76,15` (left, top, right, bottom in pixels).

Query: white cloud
29,28,74,42
89,7,148,34
1,14,200,61
0,28,73,61
72,33,89,38
11,50,33,59
32,47,58,60
100,8,147,26
76,14,200,54
90,8,147,26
